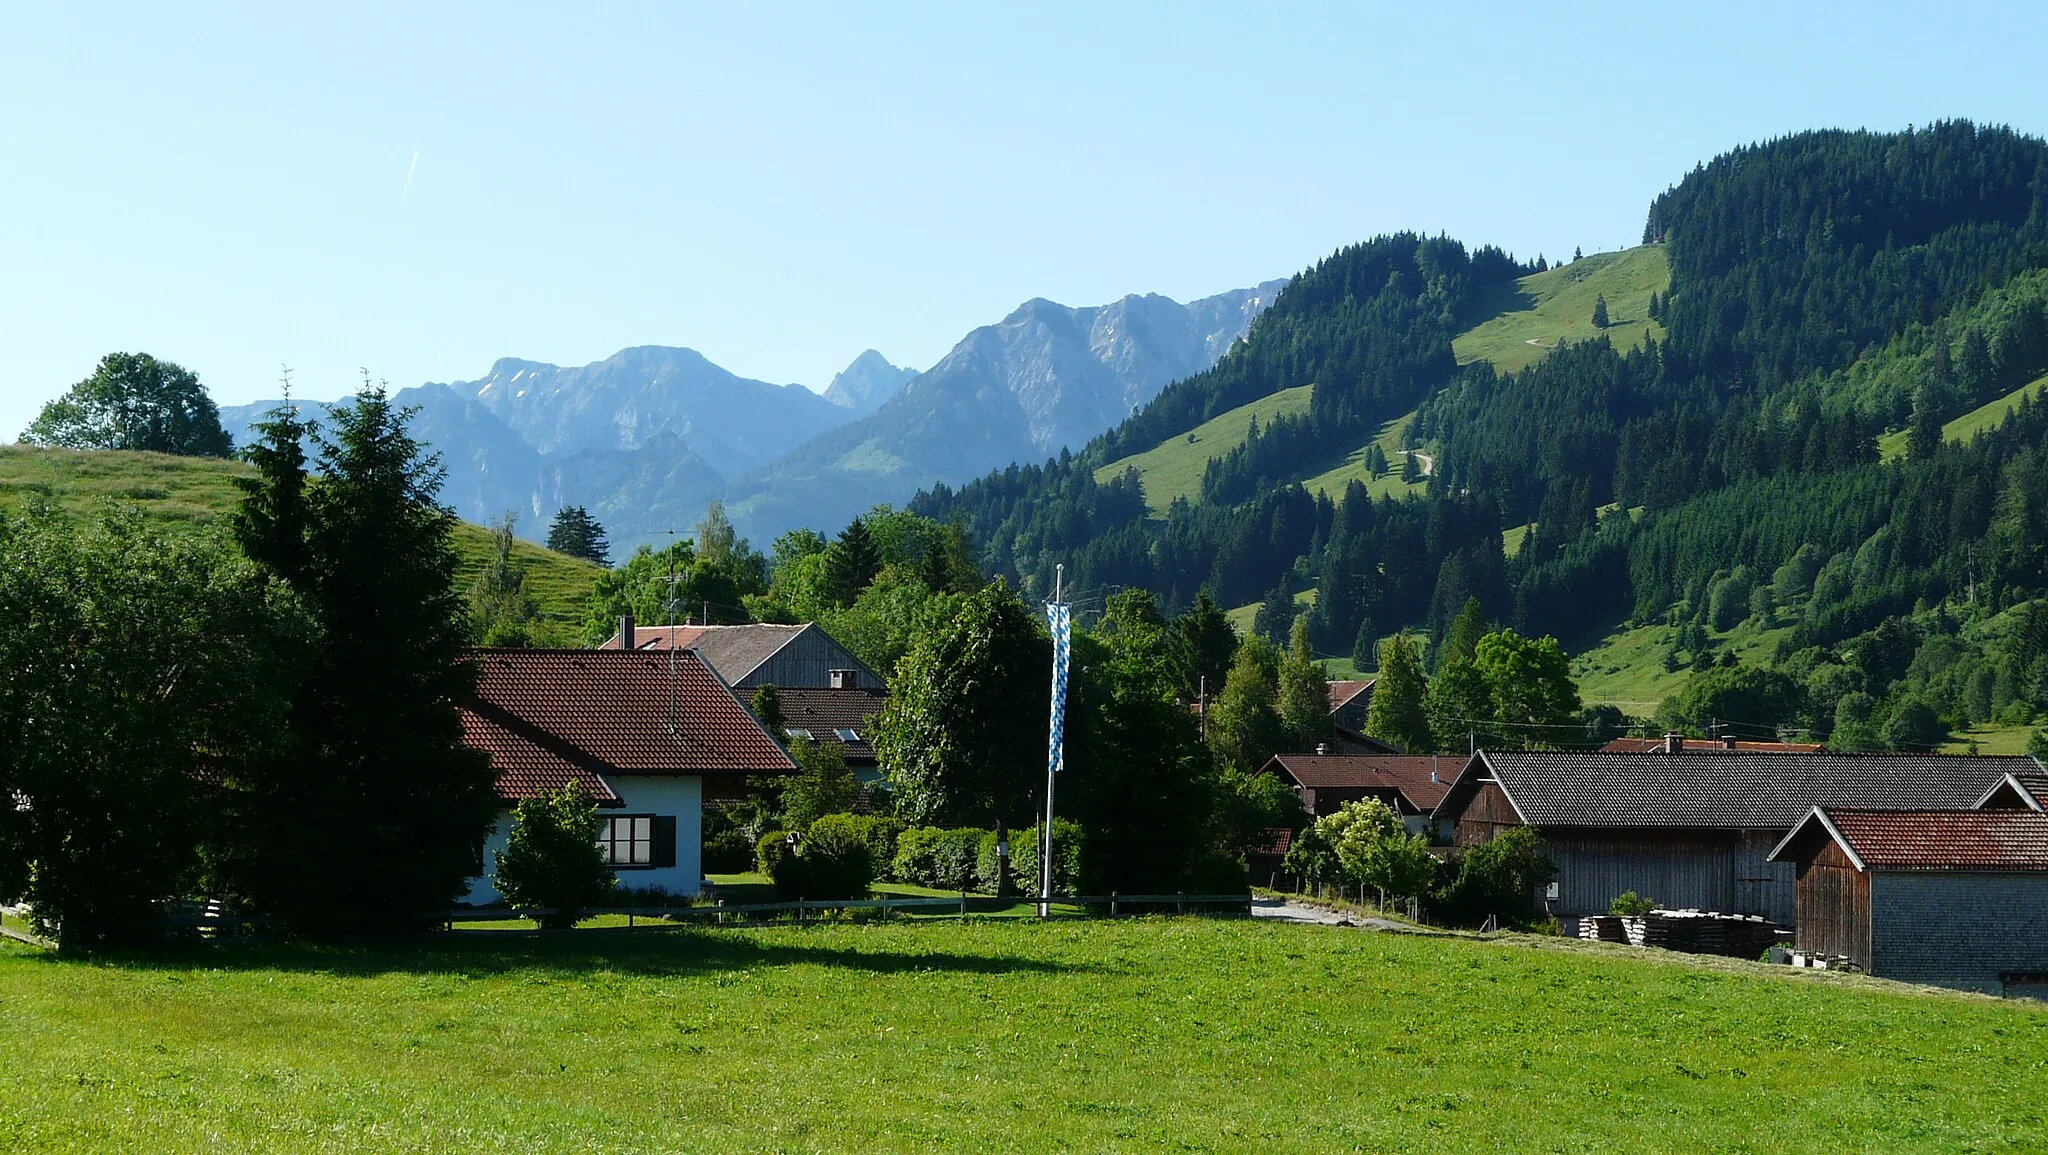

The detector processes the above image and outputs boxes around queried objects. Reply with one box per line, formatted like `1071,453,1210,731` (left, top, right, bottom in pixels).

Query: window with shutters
599,815,656,868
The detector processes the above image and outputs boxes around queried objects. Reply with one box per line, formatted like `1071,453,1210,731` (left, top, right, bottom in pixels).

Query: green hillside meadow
3,919,2043,1152
1095,245,1670,523
1877,370,2048,460
0,445,604,628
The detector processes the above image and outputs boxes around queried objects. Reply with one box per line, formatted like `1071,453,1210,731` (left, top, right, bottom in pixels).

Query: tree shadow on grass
33,925,1103,981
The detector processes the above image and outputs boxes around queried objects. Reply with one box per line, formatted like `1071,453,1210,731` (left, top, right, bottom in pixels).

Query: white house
458,647,795,904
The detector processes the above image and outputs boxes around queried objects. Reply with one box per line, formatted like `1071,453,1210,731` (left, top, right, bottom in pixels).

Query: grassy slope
1094,246,1671,520
4,921,2044,1152
1092,384,1315,516
1571,613,1801,717
1453,245,1670,373
0,445,604,628
1877,371,2048,461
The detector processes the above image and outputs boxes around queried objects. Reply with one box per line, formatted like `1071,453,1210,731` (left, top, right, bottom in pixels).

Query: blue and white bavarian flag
1046,601,1071,775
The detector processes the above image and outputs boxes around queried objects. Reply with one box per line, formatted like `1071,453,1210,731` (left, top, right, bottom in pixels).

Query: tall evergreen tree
1208,636,1284,773
1365,634,1431,754
1278,617,1335,749
1591,294,1610,329
824,517,882,606
1907,382,1946,460
223,386,498,934
1176,591,1240,705
545,506,610,566
1440,596,1488,670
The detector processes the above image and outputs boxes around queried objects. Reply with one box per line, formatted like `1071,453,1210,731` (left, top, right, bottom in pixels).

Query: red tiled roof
461,707,623,808
464,649,795,803
1600,737,1826,753
1811,807,2048,871
1263,754,1463,812
1248,827,1295,858
1326,680,1374,711
776,687,887,763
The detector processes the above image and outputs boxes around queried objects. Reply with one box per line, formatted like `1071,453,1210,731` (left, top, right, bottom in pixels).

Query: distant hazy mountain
216,280,1282,552
823,350,918,417
726,280,1288,542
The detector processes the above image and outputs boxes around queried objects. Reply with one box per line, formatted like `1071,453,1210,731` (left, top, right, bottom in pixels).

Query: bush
1009,819,1085,898
842,814,906,882
493,782,616,929
1429,827,1556,929
771,814,875,900
1183,851,1250,897
1609,890,1655,916
891,826,989,891
975,831,1013,895
756,831,795,876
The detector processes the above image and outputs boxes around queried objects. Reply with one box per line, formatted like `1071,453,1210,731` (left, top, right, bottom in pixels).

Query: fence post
1110,891,1119,918
960,890,968,917
1177,892,1186,915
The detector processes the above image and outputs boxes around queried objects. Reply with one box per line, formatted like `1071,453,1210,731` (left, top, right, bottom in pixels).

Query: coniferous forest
912,122,2048,747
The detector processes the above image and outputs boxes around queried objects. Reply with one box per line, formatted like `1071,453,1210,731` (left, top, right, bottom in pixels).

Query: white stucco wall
461,775,704,906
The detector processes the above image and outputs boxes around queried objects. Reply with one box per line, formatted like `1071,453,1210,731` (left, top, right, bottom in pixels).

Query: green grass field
3,920,2044,1152
1453,245,1670,374
0,445,604,629
1878,371,2048,461
1570,613,1800,717
1093,384,1315,516
1298,409,1430,503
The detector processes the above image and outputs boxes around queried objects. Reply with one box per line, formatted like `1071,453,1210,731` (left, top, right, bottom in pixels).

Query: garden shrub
1182,851,1250,897
493,782,615,929
890,826,989,891
1609,890,1655,916
756,831,795,876
1428,827,1558,929
773,814,874,900
1009,819,1085,898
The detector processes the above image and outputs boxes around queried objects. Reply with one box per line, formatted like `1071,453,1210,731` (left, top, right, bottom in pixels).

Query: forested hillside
914,122,2048,746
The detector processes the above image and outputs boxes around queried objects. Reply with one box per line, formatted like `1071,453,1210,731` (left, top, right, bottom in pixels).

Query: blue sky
5,2,2047,437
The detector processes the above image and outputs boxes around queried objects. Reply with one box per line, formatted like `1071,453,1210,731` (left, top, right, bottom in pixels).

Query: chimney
1315,742,1329,756
1662,732,1684,755
829,669,853,690
618,612,635,651
1722,736,1739,750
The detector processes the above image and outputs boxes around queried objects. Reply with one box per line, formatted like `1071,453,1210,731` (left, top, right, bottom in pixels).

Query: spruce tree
226,385,498,934
1278,617,1335,749
1440,596,1488,669
824,517,882,606
1175,591,1239,704
1207,637,1285,773
1907,382,1946,460
1365,634,1431,754
545,506,610,566
1591,294,1609,329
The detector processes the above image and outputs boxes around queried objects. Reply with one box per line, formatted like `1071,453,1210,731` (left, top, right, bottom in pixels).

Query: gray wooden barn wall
733,630,884,691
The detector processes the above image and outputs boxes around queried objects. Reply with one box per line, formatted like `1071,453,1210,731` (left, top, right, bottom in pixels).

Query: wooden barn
1769,806,2048,995
601,618,885,691
1432,750,2030,926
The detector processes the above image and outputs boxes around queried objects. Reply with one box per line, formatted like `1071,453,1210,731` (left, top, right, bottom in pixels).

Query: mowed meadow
3,919,2044,1153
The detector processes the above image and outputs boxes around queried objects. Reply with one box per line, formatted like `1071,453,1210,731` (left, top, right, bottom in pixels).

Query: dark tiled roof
1599,737,1826,754
1264,754,1463,812
776,687,888,763
468,648,796,780
460,708,623,808
1444,751,2029,829
1802,808,2048,870
1326,680,1375,711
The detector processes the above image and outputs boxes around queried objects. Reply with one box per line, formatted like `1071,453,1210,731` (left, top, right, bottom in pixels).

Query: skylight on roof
786,727,814,742
835,728,861,742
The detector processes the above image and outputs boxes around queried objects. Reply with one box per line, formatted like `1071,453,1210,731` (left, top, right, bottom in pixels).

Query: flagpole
1040,563,1065,918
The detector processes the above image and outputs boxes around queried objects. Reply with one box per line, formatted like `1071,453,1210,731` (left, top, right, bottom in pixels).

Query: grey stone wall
1870,872,2048,993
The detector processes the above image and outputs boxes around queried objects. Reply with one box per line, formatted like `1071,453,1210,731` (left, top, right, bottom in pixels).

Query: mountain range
220,280,1285,551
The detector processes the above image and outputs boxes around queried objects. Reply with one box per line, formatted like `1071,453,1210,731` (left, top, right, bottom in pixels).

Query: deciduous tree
22,352,232,457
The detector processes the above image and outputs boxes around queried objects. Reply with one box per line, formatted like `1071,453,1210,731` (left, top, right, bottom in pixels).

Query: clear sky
5,2,2047,437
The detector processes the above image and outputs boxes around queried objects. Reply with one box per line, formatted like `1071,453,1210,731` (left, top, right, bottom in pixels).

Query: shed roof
601,622,881,689
1770,806,2048,871
1977,769,2048,811
1435,750,2028,830
466,648,796,798
1262,754,1462,813
1326,680,1375,712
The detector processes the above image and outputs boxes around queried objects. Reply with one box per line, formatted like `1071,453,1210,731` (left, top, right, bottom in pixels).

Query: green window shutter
653,815,678,869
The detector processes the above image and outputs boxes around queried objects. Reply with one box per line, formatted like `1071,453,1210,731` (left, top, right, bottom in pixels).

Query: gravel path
1251,896,1410,931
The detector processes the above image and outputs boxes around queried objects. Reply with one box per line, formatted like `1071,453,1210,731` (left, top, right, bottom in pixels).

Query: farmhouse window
598,814,677,870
